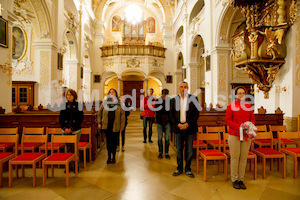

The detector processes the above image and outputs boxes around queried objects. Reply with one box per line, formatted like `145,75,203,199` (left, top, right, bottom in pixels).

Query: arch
64,29,78,60
120,69,147,78
149,70,166,84
177,52,184,70
190,34,205,63
175,26,184,42
189,0,205,25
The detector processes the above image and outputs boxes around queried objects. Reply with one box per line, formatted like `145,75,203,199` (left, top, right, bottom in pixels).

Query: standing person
170,82,199,178
141,88,155,143
59,89,84,172
155,89,171,159
225,87,255,190
117,95,130,152
97,88,125,164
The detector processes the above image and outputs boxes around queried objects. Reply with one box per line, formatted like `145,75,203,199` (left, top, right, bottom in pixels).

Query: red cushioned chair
252,125,274,149
196,132,228,182
42,134,78,187
270,125,298,149
193,126,207,149
252,132,286,179
206,126,227,151
0,127,18,152
0,134,18,187
39,128,64,153
79,127,92,169
278,131,300,178
9,134,48,187
17,127,44,152
223,132,257,180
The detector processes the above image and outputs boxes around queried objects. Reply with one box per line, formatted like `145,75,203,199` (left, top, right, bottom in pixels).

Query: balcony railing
100,45,166,58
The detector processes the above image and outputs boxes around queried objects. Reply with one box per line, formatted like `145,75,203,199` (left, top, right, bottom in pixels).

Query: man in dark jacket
155,89,171,159
170,82,200,178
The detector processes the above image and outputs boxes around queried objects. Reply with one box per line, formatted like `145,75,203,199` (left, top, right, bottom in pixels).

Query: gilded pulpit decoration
127,57,140,68
228,0,297,98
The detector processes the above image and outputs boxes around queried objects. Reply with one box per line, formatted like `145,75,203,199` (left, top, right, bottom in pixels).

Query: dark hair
235,86,246,95
107,88,118,98
66,89,78,100
161,89,169,95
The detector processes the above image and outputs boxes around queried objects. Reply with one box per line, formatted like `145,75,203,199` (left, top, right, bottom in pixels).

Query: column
145,78,149,93
32,40,60,107
118,77,122,95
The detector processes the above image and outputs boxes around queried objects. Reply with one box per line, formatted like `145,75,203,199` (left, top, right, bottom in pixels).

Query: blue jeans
157,123,170,155
175,132,194,172
143,117,153,141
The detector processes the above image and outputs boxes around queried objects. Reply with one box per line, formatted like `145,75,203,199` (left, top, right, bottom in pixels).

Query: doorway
123,81,143,108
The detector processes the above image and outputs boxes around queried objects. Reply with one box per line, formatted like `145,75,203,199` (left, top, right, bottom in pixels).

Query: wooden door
123,81,143,108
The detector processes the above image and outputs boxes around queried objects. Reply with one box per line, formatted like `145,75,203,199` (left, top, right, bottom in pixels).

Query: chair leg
0,163,3,187
42,161,45,187
66,163,69,187
224,158,228,181
283,155,286,178
262,158,266,179
249,158,252,171
197,156,199,174
89,148,92,163
84,149,86,169
75,159,78,178
33,163,36,187
203,159,207,182
254,157,257,180
9,162,12,187
294,156,297,178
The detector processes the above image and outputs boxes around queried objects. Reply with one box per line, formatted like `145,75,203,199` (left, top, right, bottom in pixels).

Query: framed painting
12,26,26,60
57,53,63,70
94,75,101,83
0,17,8,48
166,75,172,83
206,55,211,72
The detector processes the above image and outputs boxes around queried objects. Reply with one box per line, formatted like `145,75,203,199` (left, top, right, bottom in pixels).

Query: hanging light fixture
125,4,142,25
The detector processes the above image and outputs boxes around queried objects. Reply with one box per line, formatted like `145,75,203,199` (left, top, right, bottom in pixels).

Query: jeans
143,117,153,141
157,123,170,155
175,131,194,172
62,129,81,160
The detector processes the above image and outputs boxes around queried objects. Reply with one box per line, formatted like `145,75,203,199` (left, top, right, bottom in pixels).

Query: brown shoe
165,155,170,159
239,181,246,189
158,153,163,159
232,180,240,189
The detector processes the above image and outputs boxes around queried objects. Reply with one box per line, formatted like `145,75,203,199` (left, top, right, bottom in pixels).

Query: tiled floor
0,111,300,200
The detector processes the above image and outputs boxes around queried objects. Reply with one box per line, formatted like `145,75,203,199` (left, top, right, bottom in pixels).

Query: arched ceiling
95,0,174,23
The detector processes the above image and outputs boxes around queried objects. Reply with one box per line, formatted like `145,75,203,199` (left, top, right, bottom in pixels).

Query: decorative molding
12,57,32,74
127,57,140,68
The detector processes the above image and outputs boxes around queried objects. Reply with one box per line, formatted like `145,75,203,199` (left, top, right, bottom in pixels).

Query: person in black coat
155,89,171,159
117,95,130,152
59,89,84,171
170,81,200,178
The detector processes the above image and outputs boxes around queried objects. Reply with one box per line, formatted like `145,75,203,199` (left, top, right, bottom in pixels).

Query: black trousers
105,129,119,158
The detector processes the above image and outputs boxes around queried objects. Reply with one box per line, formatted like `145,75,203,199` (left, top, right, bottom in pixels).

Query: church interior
0,0,300,199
